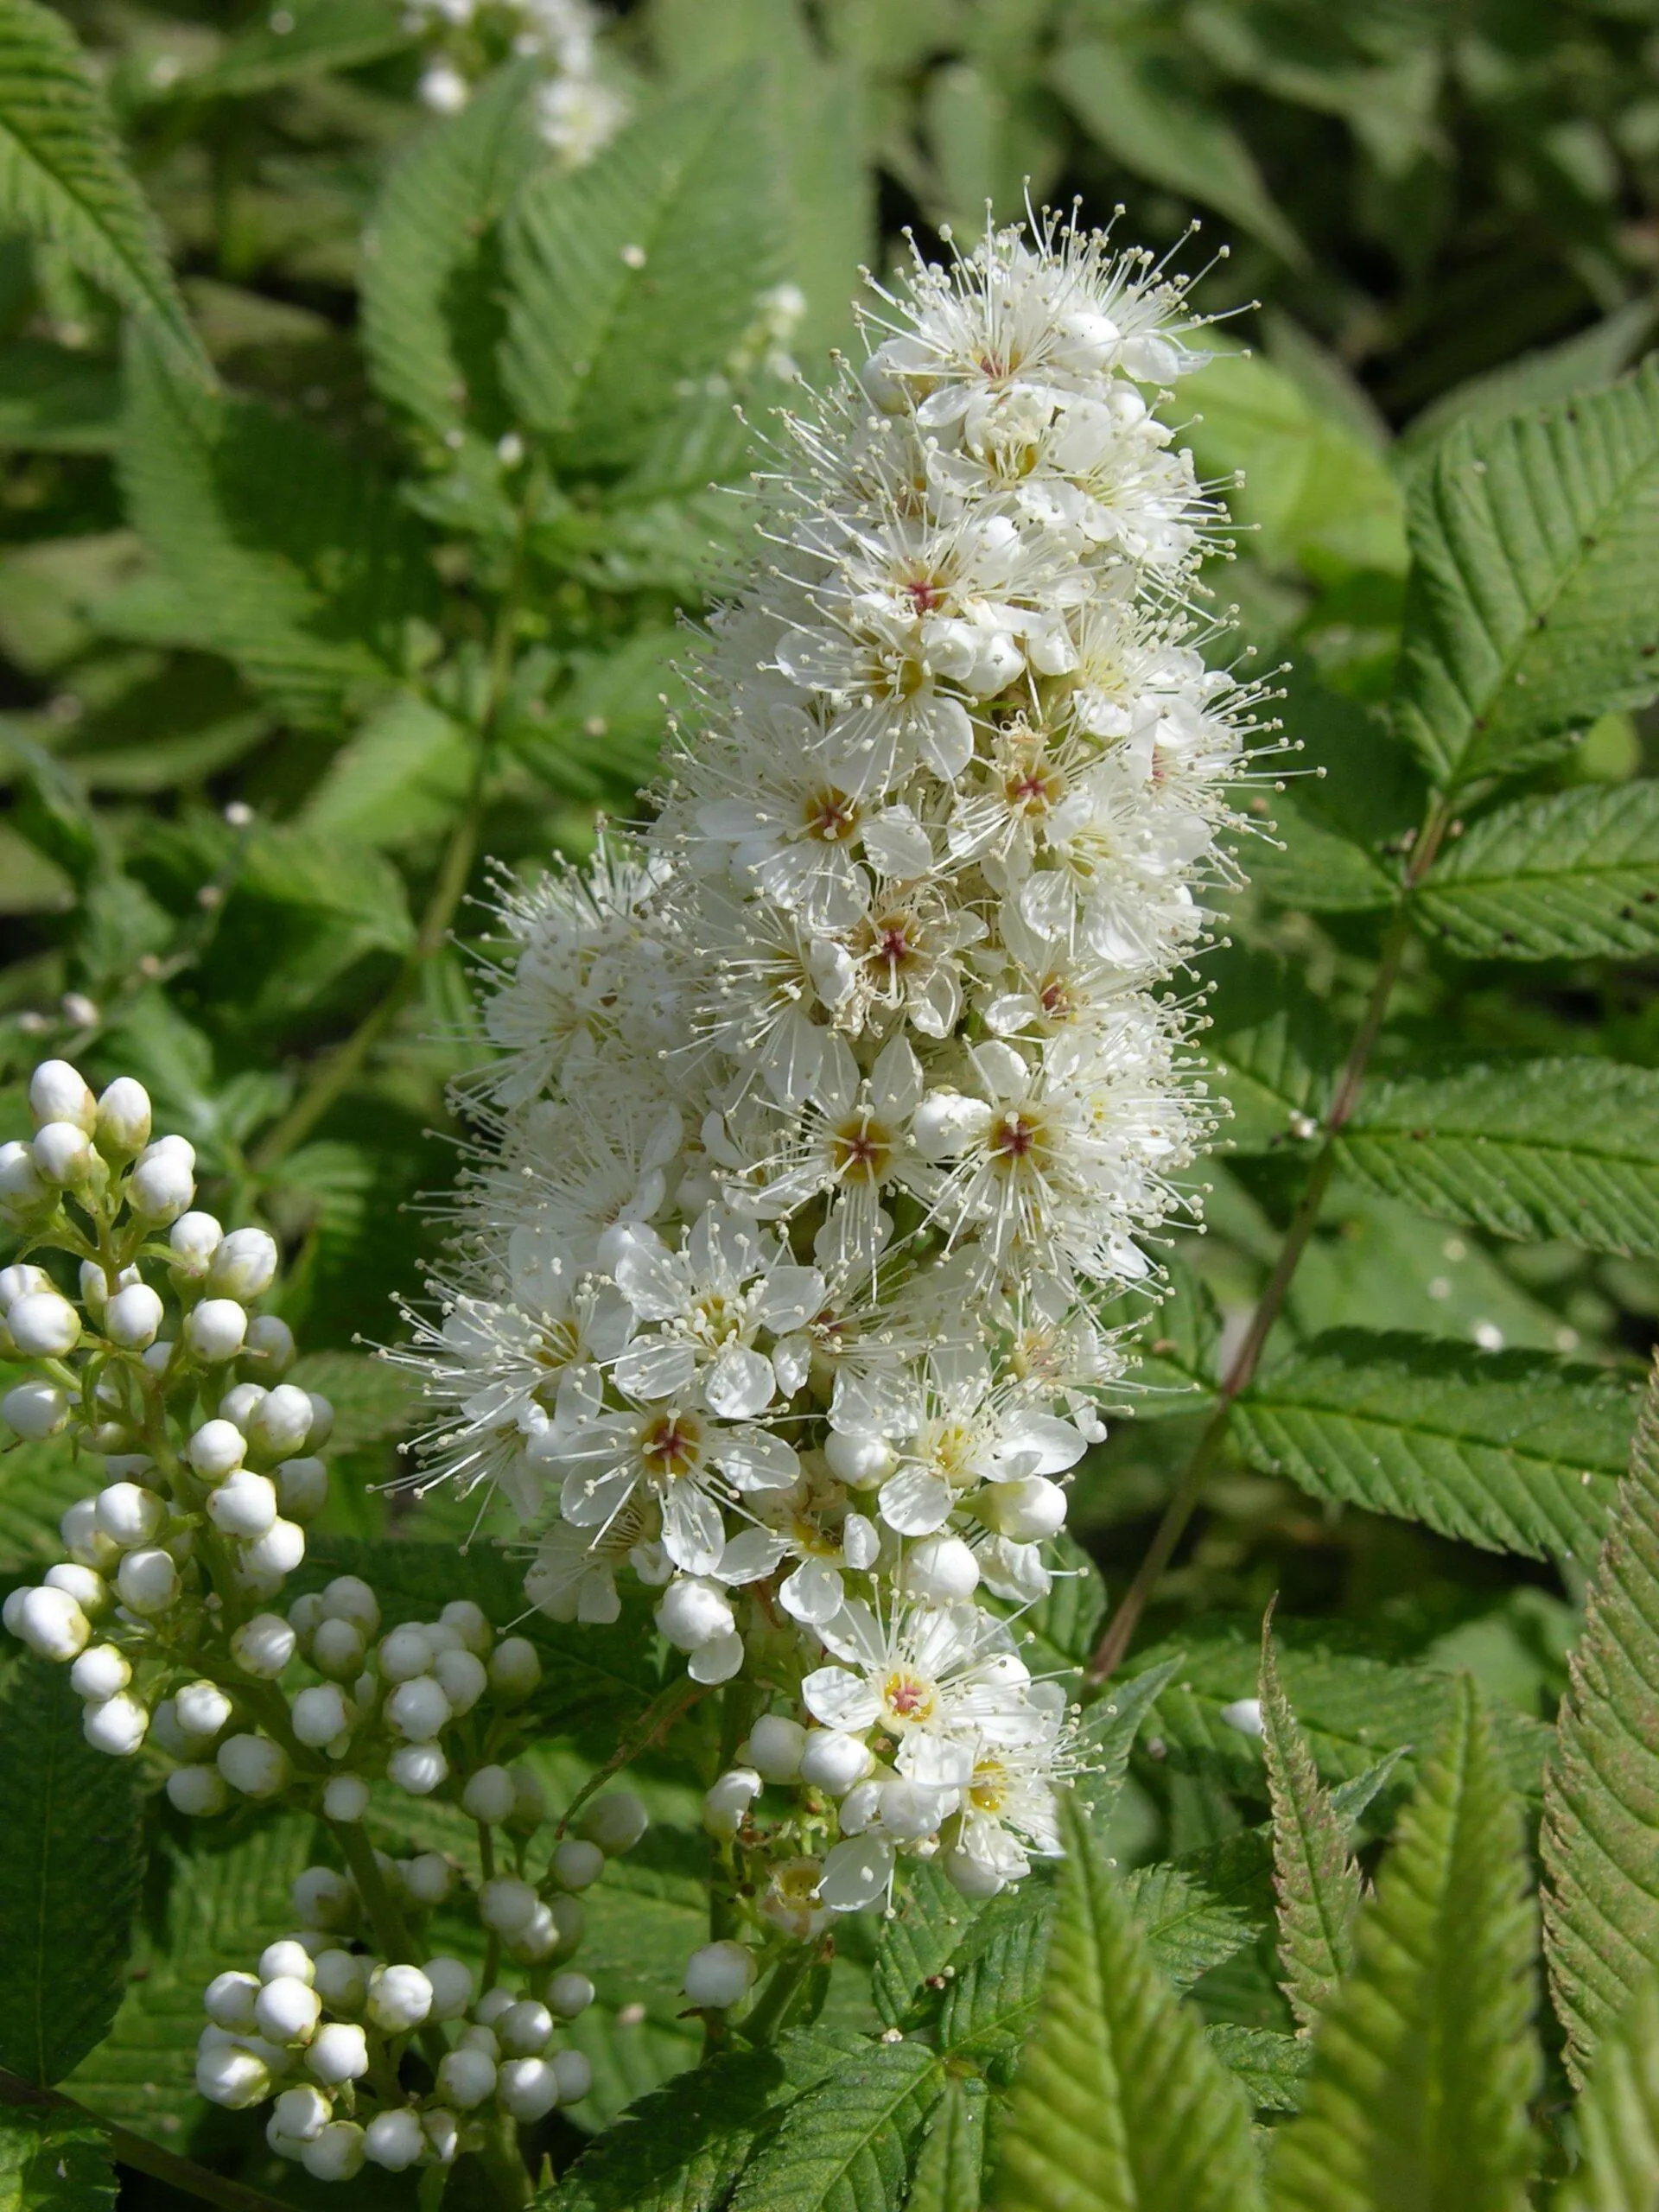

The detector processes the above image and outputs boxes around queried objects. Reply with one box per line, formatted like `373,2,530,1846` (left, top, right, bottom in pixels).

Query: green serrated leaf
0,1440,87,1575
1542,1359,1659,2088
1260,1618,1360,2030
1399,298,1656,460
1205,2022,1309,2113
0,2102,116,2212
1393,361,1659,793
1338,1059,1659,1257
1269,1679,1539,2212
1123,1851,1262,1992
299,691,474,851
0,0,207,379
154,0,410,102
1555,1957,1659,2212
0,1659,142,2087
728,2039,943,2212
980,1529,1106,1687
1233,1331,1636,1561
1205,944,1344,1153
0,338,119,451
906,2074,988,2212
1413,782,1659,961
1248,677,1422,913
990,1791,1265,2212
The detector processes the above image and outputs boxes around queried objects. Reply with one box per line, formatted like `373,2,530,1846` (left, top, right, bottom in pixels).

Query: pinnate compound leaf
1338,1059,1659,1258
1234,1331,1637,1561
1206,2023,1309,2113
906,2075,988,2212
1542,1357,1659,2087
0,2102,116,2212
0,0,206,379
728,2040,943,2212
0,1659,142,2087
990,1790,1265,2212
1269,1679,1540,2212
1414,782,1659,961
1260,1616,1360,2030
1393,361,1659,793
1555,1960,1659,2212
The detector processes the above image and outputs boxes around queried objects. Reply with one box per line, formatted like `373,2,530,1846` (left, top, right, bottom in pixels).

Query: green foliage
1259,1618,1360,2031
1555,1961,1659,2212
1413,784,1659,961
728,2041,944,2212
0,1660,141,2088
1268,1681,1540,2212
0,2103,116,2212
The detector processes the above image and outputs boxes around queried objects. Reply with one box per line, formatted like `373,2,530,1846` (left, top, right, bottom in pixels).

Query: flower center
969,1759,1008,1814
988,1108,1050,1175
1004,760,1065,816
639,1411,704,1483
802,787,861,844
880,1668,937,1727
691,1291,744,1346
905,577,942,614
830,1112,894,1186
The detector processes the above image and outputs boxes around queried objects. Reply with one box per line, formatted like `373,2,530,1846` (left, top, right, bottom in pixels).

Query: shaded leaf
0,2102,116,2212
1260,1616,1360,2029
156,0,410,102
728,2039,942,2212
906,2074,988,2212
1414,782,1659,961
1555,1958,1659,2212
1206,2022,1309,2113
1205,944,1344,1152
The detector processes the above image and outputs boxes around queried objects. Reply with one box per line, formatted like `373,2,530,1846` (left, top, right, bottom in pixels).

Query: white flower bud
44,1561,106,1613
243,1313,296,1376
83,1692,149,1755
2,1378,69,1439
551,1837,606,1891
70,1643,130,1700
141,1341,174,1376
656,1577,734,1652
30,1060,96,1132
272,2084,331,2145
362,2108,423,2171
8,1290,80,1357
247,1394,315,1471
320,1576,378,1633
305,1394,334,1447
474,1988,516,2029
420,1955,473,2022
942,1846,1006,1900
1219,1697,1265,1738
552,2048,593,2105
259,1938,314,1986
301,2121,365,2182
206,1469,279,1539
461,1764,516,1824
204,1971,261,2031
219,1383,265,1432
242,1517,305,1579
746,1714,806,1783
14,1586,92,1662
488,1636,540,1700
291,1867,356,1933
168,1211,222,1274
575,1789,648,1857
96,1077,151,1158
321,1773,370,1823
798,1728,874,1796
188,1419,246,1479
367,1964,432,2034
168,1764,229,1815
547,1971,595,2019
255,1975,321,2046
432,1649,486,1719
497,2056,560,2124
0,1262,51,1307
437,2047,496,2108
386,1675,450,1742
196,2044,270,2109
423,2107,461,2167
977,1475,1069,1542
207,1228,279,1302
683,1941,753,2010
507,1767,547,1834
497,1999,554,2057
401,1853,454,1905
479,1878,539,1936
218,1732,290,1797
231,1612,296,1678
310,1619,365,1682
900,1532,980,1602
30,1122,93,1186
116,1547,179,1617
58,1497,115,1572
703,1767,763,1840
439,1599,492,1654
0,1141,48,1219
186,1298,247,1364
312,1949,367,2012
105,1282,164,1350
378,1624,432,1681
290,1684,351,1751
306,2021,369,2086
505,1898,570,1965
823,1431,896,1488
95,1480,164,1549
388,1741,448,1796
175,1680,233,1738
130,1143,195,1223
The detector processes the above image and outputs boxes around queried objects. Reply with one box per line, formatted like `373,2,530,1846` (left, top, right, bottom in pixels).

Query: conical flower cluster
403,217,1265,1916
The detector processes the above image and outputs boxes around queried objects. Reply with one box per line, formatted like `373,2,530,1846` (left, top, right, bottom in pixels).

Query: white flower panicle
403,0,628,163
399,216,1268,1956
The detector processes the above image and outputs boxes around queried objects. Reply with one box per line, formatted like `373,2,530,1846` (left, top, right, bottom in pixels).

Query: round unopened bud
105,1282,164,1350
168,1211,222,1274
292,1683,353,1750
60,1497,118,1572
480,1877,541,1938
505,1900,561,1966
288,1595,324,1649
378,1624,432,1682
242,1517,305,1578
196,2044,270,2109
439,1599,491,1654
547,1971,595,2019
29,1059,95,1132
31,1122,93,1186
79,1260,112,1315
206,1469,278,1539
977,1475,1068,1543
321,1773,370,1823
388,1742,448,1796
401,1853,454,1906
555,1838,607,1893
301,2121,365,2183
746,1714,806,1783
218,1732,290,1798
231,1612,296,1678
243,1313,296,1376
901,1532,980,1602
3,1379,69,1439
367,1964,432,2034
45,1561,106,1613
258,1937,313,1985
575,1789,649,1857
205,1971,260,2031
387,1675,450,1742
432,1649,486,1720
311,1617,365,1681
255,1975,321,2046
488,1636,540,1700
362,2107,423,2171
207,1227,279,1302
96,1077,151,1158
93,1480,162,1549
313,1949,367,2012
306,2021,369,2086
272,2084,331,2146
291,1866,356,1931
320,1576,379,1634
506,1767,547,1835
497,2056,560,2124
186,1298,247,1364
0,1262,50,1307
115,1547,179,1617
420,1955,472,2022
798,1728,874,1796
247,1388,314,1465
219,1382,265,1432
703,1768,763,1840
683,1940,754,2010
71,1643,130,1700
84,1692,149,1755
8,1290,80,1357
305,1394,334,1447
437,2047,496,2108
175,1680,233,1738
188,1418,246,1479
497,1999,553,2057
823,1430,896,1488
461,1765,516,1823
473,1987,515,2029
130,1143,194,1223
551,2049,592,2106
656,1576,734,1652
168,1764,229,1815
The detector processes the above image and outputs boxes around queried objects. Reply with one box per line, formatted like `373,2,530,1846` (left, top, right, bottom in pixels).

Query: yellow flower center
880,1668,937,1727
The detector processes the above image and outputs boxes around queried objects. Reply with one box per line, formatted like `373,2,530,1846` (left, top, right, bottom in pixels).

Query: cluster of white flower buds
194,1789,645,2180
397,214,1257,1964
403,0,628,165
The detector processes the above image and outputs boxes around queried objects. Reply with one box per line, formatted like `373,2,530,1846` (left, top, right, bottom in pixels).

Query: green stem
417,2162,453,2212
474,2111,531,2210
329,1819,450,2072
1084,798,1452,1688
0,2069,292,2212
738,1942,818,2047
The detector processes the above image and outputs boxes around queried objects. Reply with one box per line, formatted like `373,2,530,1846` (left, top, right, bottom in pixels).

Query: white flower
746,1033,929,1276
715,1468,880,1624
805,1597,1037,1772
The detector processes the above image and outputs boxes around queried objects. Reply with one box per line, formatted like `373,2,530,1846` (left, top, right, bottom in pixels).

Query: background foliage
4,0,1659,2207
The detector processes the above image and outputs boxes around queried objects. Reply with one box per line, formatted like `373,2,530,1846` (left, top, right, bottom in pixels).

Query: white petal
704,1345,776,1421
662,1484,727,1578
878,1464,955,1536
753,1267,824,1334
613,1336,698,1402
779,1557,845,1625
802,1664,881,1732
689,1631,746,1684
862,806,932,879
716,1527,791,1584
715,1426,800,1491
842,1512,880,1569
818,1835,894,1912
